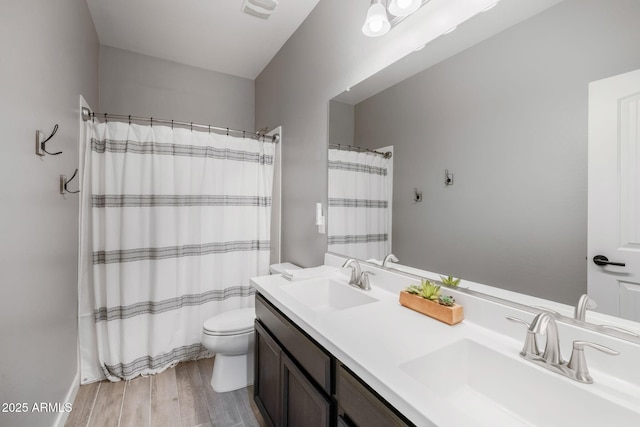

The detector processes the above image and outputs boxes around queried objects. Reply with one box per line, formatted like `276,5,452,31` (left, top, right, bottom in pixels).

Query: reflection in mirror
327,144,393,260
327,0,640,334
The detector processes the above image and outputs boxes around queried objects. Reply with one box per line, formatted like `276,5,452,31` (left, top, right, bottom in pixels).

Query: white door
588,68,640,321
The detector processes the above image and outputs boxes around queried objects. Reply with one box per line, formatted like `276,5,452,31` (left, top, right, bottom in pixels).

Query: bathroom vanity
254,292,412,427
252,254,640,426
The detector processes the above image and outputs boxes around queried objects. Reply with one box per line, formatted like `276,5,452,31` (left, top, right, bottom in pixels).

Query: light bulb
369,20,383,32
388,0,421,17
362,1,390,37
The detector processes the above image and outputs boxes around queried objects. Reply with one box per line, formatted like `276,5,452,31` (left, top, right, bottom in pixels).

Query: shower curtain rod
329,143,392,159
81,107,279,142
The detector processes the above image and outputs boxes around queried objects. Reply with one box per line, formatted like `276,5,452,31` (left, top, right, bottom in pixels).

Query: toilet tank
269,262,300,275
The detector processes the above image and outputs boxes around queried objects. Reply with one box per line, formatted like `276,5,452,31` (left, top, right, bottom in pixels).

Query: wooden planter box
399,291,464,325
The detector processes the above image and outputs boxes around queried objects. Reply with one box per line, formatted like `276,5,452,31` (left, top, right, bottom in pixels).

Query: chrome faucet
507,313,619,384
529,313,562,365
574,294,640,337
574,294,597,321
382,253,399,267
341,259,372,290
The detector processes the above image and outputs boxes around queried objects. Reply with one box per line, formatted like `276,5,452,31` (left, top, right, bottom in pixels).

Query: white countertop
251,266,640,427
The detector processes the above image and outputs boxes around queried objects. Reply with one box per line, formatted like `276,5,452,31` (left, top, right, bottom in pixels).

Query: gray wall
255,0,452,268
0,1,99,426
354,0,640,304
328,100,354,147
100,46,255,130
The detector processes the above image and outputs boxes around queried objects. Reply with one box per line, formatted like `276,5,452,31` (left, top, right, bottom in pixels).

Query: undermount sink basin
399,339,639,426
281,278,378,313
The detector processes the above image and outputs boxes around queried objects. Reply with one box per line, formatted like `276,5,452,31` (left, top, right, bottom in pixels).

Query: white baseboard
52,370,80,427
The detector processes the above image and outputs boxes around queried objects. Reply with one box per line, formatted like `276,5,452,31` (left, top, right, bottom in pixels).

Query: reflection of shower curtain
327,148,392,260
78,121,274,382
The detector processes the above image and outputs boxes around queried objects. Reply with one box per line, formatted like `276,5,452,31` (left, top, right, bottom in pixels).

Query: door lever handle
593,255,625,267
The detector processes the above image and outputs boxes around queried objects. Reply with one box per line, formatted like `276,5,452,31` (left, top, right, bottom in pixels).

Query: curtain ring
190,122,193,132
171,120,174,129
208,125,211,134
104,113,108,123
128,115,131,125
150,117,153,127
226,128,229,136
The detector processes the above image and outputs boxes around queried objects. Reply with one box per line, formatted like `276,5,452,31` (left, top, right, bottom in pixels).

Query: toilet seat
203,308,255,336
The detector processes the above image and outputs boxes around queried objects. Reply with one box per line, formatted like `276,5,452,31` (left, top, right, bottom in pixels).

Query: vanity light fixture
387,0,422,17
362,0,429,37
362,0,391,37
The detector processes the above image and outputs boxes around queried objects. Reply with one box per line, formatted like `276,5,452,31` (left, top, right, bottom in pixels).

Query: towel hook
35,124,62,156
445,169,454,186
60,169,79,195
413,187,423,202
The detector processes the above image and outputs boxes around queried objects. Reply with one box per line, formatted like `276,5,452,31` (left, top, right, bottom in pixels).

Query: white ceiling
86,0,321,80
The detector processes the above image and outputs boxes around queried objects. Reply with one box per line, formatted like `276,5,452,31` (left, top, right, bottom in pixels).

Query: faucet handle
361,271,375,290
599,324,640,338
506,316,530,327
531,305,561,316
506,316,539,358
567,340,619,384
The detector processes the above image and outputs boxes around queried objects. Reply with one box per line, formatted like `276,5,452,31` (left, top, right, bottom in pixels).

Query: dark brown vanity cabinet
254,292,414,427
254,293,332,427
336,364,412,427
281,352,331,427
254,320,282,426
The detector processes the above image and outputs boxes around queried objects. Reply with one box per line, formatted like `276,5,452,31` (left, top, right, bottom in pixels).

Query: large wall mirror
327,0,640,331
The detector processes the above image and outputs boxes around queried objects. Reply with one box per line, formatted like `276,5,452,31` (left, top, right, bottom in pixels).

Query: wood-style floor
65,358,266,427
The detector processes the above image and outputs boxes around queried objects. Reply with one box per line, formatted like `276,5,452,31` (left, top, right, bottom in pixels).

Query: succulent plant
405,279,441,301
440,274,461,288
438,295,455,307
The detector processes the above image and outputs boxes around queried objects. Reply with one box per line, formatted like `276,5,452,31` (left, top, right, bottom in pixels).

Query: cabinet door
282,353,331,427
337,365,413,427
254,320,282,427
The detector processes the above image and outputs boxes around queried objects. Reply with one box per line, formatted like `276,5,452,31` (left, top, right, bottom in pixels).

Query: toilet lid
203,308,255,335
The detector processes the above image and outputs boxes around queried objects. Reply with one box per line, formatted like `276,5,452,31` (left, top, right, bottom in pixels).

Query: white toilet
201,262,299,392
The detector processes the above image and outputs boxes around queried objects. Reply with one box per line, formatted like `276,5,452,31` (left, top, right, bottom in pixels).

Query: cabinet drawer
256,293,332,394
337,364,413,427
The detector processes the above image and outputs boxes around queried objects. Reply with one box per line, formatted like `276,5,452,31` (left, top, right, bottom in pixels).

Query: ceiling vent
242,0,278,19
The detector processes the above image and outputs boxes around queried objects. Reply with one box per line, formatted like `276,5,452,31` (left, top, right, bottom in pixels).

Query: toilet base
211,352,254,393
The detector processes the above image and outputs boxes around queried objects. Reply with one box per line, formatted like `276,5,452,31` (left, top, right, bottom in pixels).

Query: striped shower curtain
327,147,392,260
78,120,274,382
